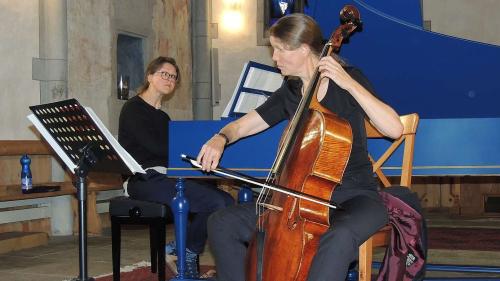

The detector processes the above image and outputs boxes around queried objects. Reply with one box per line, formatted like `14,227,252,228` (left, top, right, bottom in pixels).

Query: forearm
217,121,240,145
198,110,269,171
217,110,269,145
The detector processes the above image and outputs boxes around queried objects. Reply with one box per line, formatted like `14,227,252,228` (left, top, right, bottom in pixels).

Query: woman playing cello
197,13,403,281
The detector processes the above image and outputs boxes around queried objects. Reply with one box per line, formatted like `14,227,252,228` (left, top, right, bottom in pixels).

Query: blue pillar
346,269,358,281
170,178,204,281
238,184,253,203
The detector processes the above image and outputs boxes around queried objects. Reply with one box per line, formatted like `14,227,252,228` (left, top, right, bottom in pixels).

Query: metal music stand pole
72,143,100,281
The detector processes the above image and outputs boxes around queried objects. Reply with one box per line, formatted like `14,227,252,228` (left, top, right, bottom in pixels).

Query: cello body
246,107,352,280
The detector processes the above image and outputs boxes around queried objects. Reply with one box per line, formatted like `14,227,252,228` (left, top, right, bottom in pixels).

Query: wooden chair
357,113,420,281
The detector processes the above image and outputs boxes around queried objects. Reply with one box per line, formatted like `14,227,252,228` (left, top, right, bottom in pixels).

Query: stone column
33,0,71,235
191,0,213,119
33,0,68,103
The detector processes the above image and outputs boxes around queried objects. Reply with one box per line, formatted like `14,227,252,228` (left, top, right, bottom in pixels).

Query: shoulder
119,96,149,123
344,66,377,96
121,96,141,110
344,66,367,82
272,77,301,97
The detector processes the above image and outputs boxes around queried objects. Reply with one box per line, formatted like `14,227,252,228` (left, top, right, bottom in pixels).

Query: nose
272,50,278,62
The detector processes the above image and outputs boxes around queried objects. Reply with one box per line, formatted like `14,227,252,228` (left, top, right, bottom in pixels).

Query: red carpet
95,228,500,281
428,227,500,251
95,261,215,281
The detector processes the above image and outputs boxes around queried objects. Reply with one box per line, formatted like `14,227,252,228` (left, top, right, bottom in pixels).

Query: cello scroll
329,5,362,54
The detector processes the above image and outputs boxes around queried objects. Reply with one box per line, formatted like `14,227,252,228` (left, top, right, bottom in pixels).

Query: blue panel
368,118,500,176
169,118,500,177
305,0,423,30
168,120,283,178
304,0,500,118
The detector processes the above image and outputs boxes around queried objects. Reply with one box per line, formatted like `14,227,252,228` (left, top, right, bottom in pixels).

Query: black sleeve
323,67,380,118
118,101,168,158
255,85,289,127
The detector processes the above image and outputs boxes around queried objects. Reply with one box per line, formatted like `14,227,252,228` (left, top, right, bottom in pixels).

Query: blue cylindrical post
171,178,189,279
238,184,253,203
346,269,358,281
20,154,33,193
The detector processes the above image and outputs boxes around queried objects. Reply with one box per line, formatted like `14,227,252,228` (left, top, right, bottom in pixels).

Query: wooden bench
0,140,123,254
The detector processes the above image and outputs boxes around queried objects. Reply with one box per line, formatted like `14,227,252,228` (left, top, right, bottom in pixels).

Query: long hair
136,56,180,95
269,13,347,65
269,13,324,57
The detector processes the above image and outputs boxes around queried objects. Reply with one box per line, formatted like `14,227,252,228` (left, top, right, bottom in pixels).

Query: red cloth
376,187,427,281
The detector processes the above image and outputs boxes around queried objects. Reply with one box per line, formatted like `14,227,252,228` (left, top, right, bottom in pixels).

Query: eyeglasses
155,71,178,82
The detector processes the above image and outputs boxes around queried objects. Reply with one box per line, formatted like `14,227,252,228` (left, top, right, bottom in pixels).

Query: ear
300,43,311,54
147,73,153,84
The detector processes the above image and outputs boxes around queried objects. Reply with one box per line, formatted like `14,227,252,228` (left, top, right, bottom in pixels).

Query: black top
256,67,378,190
118,95,171,168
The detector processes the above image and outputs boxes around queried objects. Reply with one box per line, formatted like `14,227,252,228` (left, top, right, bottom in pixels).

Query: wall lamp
221,0,243,33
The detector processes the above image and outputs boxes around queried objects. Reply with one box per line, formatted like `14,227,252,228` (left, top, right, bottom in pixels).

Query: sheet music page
234,92,269,114
243,67,283,92
27,114,78,173
222,62,249,117
222,62,283,117
85,107,146,174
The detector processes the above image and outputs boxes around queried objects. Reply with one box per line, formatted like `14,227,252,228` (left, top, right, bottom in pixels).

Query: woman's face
147,63,178,95
270,36,308,77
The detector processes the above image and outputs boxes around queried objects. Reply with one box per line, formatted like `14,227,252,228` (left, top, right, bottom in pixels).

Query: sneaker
179,247,200,278
166,243,200,278
165,240,176,256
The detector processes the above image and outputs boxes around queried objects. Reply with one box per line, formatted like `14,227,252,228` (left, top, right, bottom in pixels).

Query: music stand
27,98,145,281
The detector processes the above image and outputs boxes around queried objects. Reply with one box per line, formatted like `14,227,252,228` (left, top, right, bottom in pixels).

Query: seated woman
118,56,234,278
197,14,403,281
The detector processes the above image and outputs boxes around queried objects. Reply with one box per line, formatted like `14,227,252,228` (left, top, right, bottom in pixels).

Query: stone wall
423,0,500,46
0,1,39,139
152,0,193,120
0,0,499,137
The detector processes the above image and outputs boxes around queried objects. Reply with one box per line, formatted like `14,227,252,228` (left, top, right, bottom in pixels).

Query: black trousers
207,187,388,281
127,170,234,254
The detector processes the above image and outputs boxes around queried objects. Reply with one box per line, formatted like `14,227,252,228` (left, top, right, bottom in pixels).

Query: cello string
256,40,333,230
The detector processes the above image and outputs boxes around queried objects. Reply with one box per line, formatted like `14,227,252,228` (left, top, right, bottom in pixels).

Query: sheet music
222,62,248,117
233,92,269,114
28,113,77,172
243,67,283,92
27,105,145,175
85,107,145,174
222,62,284,117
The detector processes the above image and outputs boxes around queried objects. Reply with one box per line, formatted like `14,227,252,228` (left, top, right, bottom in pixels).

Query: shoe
166,242,200,278
178,247,200,278
165,240,176,256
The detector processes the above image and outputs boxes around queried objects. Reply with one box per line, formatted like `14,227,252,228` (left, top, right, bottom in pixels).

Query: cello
245,6,362,281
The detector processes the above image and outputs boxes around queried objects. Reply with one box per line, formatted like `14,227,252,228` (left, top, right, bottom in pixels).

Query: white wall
422,0,500,46
0,1,40,139
211,0,274,119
